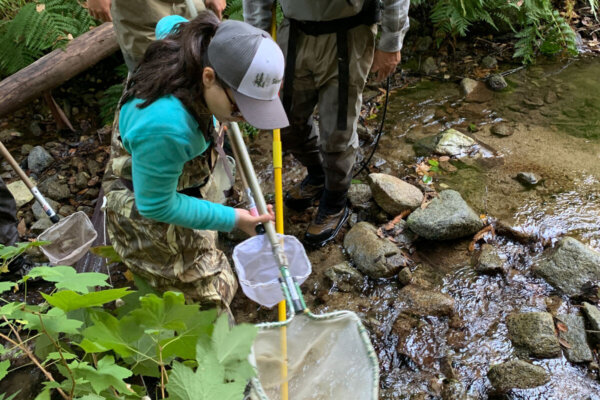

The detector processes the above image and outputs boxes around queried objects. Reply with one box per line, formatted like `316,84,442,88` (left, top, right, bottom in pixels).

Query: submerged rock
368,173,423,215
460,78,479,96
406,190,484,240
491,123,514,137
434,129,476,156
533,237,600,298
556,314,593,363
488,360,550,392
516,172,540,186
506,312,560,358
582,303,600,343
343,222,403,278
487,74,507,91
481,55,498,69
421,57,437,75
397,285,455,317
324,262,364,292
473,244,505,275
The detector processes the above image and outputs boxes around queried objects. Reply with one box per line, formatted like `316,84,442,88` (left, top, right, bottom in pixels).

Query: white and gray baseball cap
207,20,288,130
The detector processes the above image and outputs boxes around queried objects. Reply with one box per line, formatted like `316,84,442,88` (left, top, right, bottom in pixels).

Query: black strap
336,29,349,131
282,19,298,115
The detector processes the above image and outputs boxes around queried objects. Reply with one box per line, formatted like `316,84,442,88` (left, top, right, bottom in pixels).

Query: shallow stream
234,57,600,399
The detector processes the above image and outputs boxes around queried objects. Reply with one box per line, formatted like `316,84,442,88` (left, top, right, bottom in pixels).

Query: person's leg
111,0,206,72
304,24,376,246
277,20,325,211
0,177,18,247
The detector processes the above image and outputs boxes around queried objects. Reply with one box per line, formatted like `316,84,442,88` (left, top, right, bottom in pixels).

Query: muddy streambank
231,57,600,399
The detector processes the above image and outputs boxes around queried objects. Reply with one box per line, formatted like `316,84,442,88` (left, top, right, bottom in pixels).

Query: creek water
234,56,600,399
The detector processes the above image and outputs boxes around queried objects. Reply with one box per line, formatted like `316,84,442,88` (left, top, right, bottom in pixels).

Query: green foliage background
0,243,258,399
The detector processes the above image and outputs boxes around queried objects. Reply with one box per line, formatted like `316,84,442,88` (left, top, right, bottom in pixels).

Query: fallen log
0,22,119,118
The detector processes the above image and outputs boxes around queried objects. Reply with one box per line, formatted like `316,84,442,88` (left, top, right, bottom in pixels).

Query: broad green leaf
27,266,109,294
89,245,122,264
166,359,245,400
69,356,132,395
42,288,131,312
80,311,143,358
0,302,23,319
0,242,47,263
0,360,10,380
116,274,159,317
0,282,16,294
211,314,257,366
0,344,5,356
44,351,77,364
22,307,82,335
75,395,104,400
34,389,50,400
0,391,19,400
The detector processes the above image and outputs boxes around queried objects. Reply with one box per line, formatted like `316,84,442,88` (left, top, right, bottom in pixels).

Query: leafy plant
0,244,257,399
410,0,580,63
98,64,128,126
0,0,95,77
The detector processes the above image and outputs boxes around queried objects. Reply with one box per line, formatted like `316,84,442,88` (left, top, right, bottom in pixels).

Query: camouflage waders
102,112,237,314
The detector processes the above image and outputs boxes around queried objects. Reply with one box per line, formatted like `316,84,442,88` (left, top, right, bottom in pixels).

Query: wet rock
439,160,457,172
582,303,600,343
75,171,91,190
398,267,412,285
85,188,100,199
406,190,484,240
516,172,540,186
415,36,433,53
421,57,437,75
556,314,593,363
20,144,33,156
413,134,439,156
32,199,60,221
28,120,43,136
487,74,507,91
434,129,476,156
491,123,514,137
465,84,494,103
343,222,403,278
39,175,71,201
397,285,455,317
544,90,558,104
506,312,560,358
460,78,479,96
77,205,94,215
481,55,498,69
392,313,419,349
533,237,600,298
368,173,423,215
30,218,53,234
392,219,418,247
0,130,18,142
441,380,466,400
523,96,544,108
0,366,45,400
324,262,364,292
488,360,550,392
27,146,54,174
473,244,505,275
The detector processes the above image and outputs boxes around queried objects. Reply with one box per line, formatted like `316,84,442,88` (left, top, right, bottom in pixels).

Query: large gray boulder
556,314,593,363
488,360,550,392
368,173,423,215
406,190,484,240
27,146,54,174
397,285,454,317
343,222,404,278
533,237,600,297
506,312,560,358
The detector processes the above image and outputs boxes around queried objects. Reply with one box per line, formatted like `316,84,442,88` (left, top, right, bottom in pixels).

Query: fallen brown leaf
556,322,568,333
468,224,495,252
384,210,411,230
17,219,27,236
558,338,571,349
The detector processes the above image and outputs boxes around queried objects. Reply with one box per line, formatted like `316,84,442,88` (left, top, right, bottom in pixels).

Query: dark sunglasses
224,88,243,119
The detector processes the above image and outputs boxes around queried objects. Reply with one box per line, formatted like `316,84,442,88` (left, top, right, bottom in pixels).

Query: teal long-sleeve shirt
119,96,237,232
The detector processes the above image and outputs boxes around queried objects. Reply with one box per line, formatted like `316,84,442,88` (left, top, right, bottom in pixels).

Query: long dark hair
120,11,221,121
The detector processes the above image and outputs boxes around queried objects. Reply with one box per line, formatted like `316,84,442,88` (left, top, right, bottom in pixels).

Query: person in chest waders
244,0,410,247
101,11,289,317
